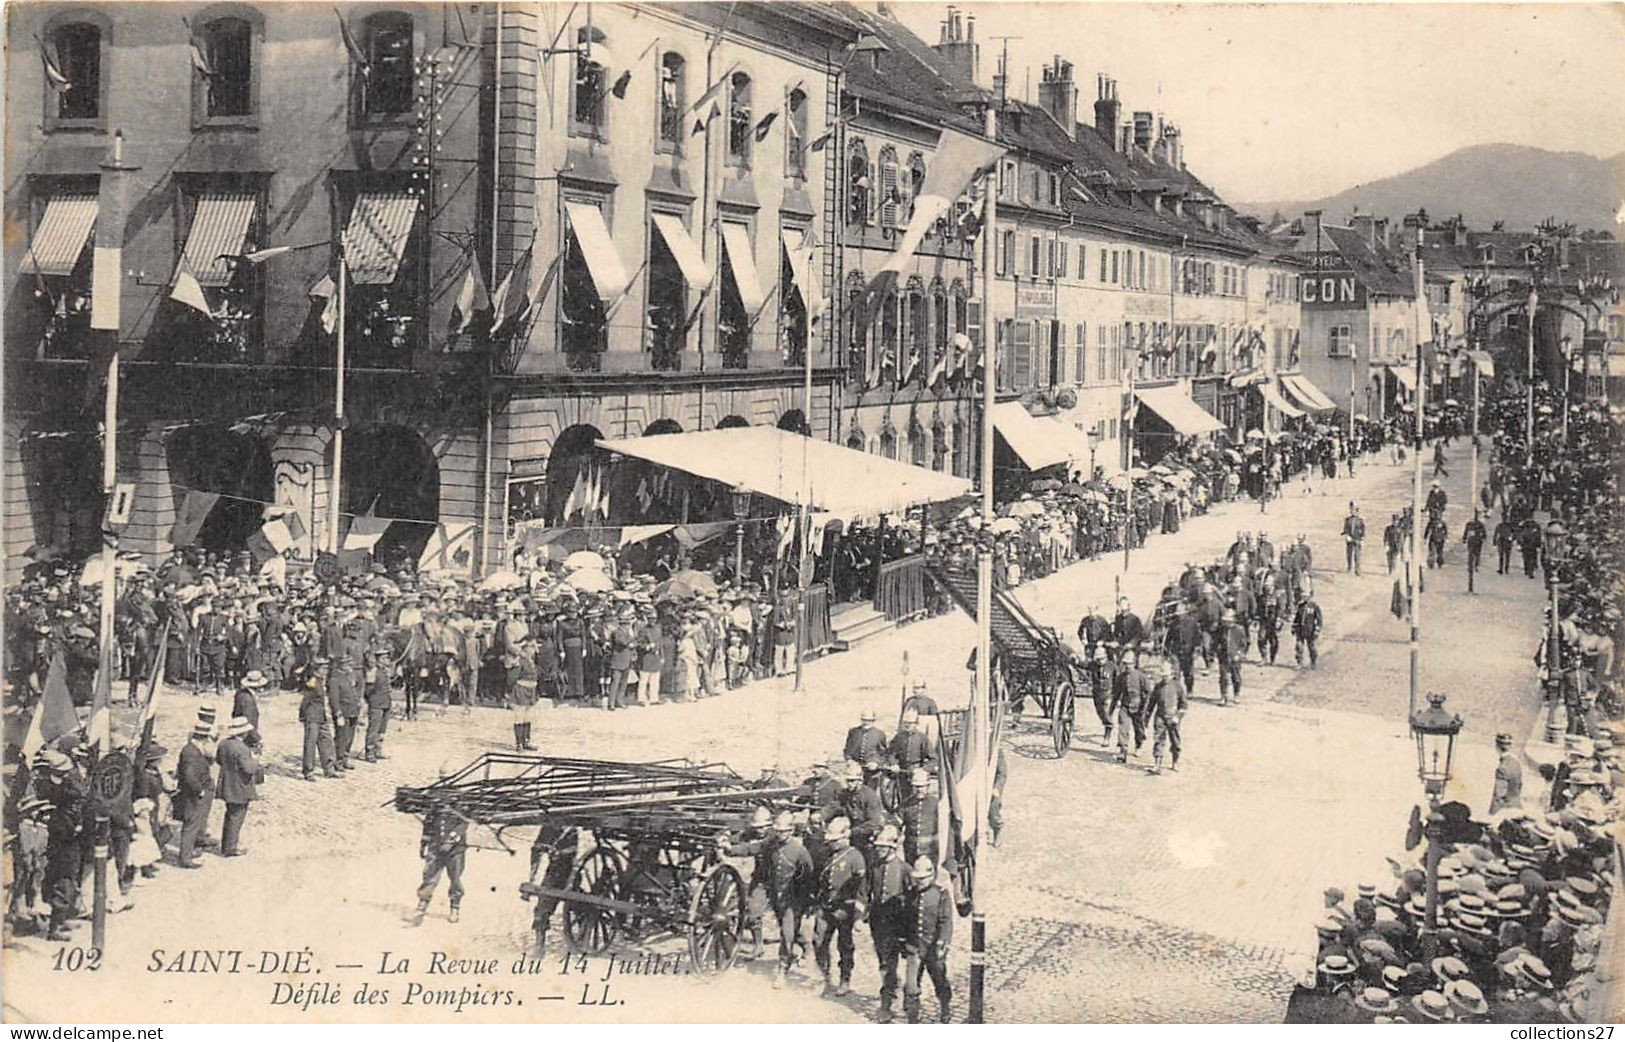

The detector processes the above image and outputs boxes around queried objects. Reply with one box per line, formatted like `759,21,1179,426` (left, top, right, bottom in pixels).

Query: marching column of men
1075,529,1327,772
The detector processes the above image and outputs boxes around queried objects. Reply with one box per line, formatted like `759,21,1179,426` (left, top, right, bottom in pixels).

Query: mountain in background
1238,144,1625,233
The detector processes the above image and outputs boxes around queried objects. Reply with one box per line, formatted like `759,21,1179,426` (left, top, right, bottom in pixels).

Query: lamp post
731,486,751,586
1410,692,1463,938
1121,346,1140,573
1542,519,1568,744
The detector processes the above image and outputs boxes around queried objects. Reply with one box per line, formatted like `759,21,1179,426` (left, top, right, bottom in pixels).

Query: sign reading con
1298,272,1364,308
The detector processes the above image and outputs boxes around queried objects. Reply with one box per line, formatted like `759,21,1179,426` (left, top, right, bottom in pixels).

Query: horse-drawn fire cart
926,562,1082,757
393,754,815,974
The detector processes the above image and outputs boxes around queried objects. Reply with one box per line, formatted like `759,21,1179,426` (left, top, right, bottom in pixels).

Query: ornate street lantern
1543,519,1568,566
1410,692,1463,796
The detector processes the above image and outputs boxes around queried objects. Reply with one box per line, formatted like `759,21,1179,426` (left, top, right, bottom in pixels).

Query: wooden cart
925,561,1081,757
394,755,813,975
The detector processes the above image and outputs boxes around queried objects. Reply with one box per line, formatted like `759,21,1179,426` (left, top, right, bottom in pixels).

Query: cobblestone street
2,444,1549,1023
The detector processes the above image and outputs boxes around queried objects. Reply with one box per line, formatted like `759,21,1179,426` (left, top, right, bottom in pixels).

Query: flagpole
480,1,504,579
329,250,348,554
90,129,135,955
1408,247,1426,722
969,103,998,1028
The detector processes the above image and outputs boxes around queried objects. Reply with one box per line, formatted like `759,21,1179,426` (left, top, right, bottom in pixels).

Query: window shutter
1048,239,1057,277
880,158,899,229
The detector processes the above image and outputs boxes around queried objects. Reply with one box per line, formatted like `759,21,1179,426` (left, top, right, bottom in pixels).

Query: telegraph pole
1408,247,1427,721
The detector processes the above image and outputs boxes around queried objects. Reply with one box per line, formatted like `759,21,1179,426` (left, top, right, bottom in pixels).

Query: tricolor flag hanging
687,65,735,114
244,244,299,264
137,621,172,750
752,110,779,142
801,128,833,158
564,467,587,522
169,490,221,548
878,128,1006,279
309,273,340,334
611,69,632,99
21,650,77,760
335,9,371,78
691,102,720,137
37,35,70,92
898,351,920,388
171,265,213,316
489,247,534,337
927,350,950,394
418,521,477,572
342,502,391,552
190,40,217,78
86,663,113,754
449,256,490,336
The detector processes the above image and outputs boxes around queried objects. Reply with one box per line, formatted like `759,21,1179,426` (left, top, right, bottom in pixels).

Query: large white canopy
991,402,1094,471
596,426,971,517
1134,384,1224,436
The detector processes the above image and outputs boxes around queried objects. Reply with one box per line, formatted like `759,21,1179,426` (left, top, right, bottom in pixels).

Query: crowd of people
1289,379,1623,1024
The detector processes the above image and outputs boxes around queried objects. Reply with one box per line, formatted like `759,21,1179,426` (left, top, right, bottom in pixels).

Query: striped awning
21,193,98,277
719,222,766,316
564,201,629,303
651,213,711,291
1259,381,1305,419
1281,373,1338,412
179,193,257,287
343,192,420,286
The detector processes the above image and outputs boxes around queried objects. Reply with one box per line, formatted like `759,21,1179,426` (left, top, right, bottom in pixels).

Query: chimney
1132,110,1153,153
1453,215,1467,248
1350,212,1376,246
932,6,979,83
1399,211,1427,252
1119,121,1133,155
1162,123,1182,169
1037,56,1078,139
1373,217,1390,250
1093,75,1120,148
991,48,1008,102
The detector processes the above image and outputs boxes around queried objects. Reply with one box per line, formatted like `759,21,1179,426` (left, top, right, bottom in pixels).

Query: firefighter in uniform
889,708,932,803
843,709,888,768
414,778,469,924
1215,608,1246,705
1110,644,1150,763
812,815,868,996
1084,644,1114,743
507,635,539,751
904,857,954,1023
766,810,813,988
868,825,909,1022
830,761,887,855
900,766,939,867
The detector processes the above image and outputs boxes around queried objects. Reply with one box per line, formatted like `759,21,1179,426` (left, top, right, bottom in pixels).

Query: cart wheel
563,846,623,954
1050,676,1076,758
687,863,746,975
878,770,901,814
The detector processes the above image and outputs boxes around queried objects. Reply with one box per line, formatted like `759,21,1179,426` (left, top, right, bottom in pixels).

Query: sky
890,1,1625,204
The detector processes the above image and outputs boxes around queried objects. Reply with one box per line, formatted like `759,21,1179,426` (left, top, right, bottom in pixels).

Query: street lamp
1409,691,1463,936
730,485,751,585
1542,520,1569,743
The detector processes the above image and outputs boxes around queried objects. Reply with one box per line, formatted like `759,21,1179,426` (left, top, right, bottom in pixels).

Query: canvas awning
719,222,766,315
1466,349,1495,378
1389,364,1417,392
565,200,630,303
21,192,98,277
1134,384,1224,436
596,426,970,517
650,212,710,290
179,192,257,287
781,230,821,311
1259,381,1305,419
1281,373,1338,412
991,401,1093,471
344,192,419,285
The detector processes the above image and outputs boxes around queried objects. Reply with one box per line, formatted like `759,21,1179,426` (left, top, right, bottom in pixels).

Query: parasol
566,569,616,593
989,517,1021,534
478,569,525,592
653,570,720,601
563,550,607,572
1006,500,1046,517
1028,478,1063,492
79,555,148,587
1245,429,1266,440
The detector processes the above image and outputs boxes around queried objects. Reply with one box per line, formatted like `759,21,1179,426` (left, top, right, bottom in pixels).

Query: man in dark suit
1148,659,1189,775
300,657,338,781
215,717,259,857
174,715,217,868
231,670,267,753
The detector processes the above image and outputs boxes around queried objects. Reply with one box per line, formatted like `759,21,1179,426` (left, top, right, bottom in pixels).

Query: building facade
5,2,490,579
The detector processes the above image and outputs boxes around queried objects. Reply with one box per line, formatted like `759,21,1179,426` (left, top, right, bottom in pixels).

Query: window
1049,173,1061,206
726,71,752,166
780,231,809,366
1029,236,1041,277
657,52,685,151
1096,325,1107,381
561,196,611,368
998,230,1013,277
1058,242,1069,279
1138,251,1146,289
361,12,414,119
786,89,809,179
1110,250,1119,285
848,140,870,227
878,146,899,229
195,16,254,121
338,181,423,367
45,21,104,125
1052,322,1065,386
1329,324,1353,358
646,214,689,370
717,220,753,367
1074,323,1086,383
1099,249,1107,283
1030,169,1042,201
999,159,1017,200
1047,239,1057,278
571,26,608,136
